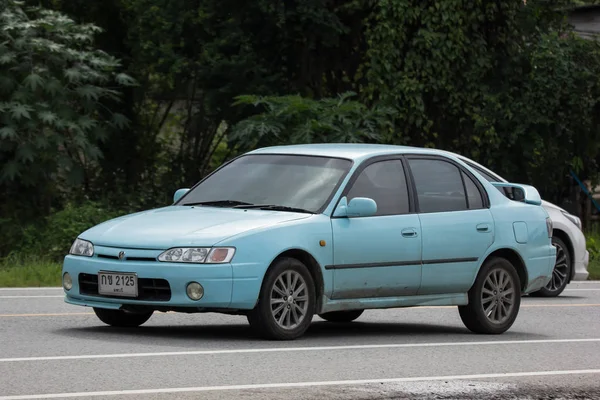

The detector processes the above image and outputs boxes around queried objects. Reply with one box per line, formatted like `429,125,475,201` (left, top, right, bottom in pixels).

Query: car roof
248,143,457,161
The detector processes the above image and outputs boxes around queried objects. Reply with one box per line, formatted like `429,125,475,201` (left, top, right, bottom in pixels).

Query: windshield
178,154,353,213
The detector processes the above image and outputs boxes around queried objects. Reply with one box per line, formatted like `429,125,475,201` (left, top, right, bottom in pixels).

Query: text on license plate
98,271,138,297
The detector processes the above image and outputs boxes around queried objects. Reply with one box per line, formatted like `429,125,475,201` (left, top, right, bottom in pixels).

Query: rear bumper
523,246,557,294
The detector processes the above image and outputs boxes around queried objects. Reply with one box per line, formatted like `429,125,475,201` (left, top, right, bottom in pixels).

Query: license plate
98,271,138,297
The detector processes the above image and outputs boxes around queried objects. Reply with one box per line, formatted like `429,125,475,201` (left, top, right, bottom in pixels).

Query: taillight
546,217,553,238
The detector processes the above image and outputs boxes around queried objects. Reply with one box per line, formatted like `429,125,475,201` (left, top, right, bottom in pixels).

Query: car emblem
118,251,125,260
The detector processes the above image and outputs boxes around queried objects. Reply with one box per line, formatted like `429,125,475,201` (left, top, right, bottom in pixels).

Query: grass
589,259,600,280
585,228,600,280
0,256,61,287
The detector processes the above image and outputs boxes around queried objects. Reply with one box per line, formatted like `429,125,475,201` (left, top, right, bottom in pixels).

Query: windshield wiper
182,200,254,207
233,204,314,214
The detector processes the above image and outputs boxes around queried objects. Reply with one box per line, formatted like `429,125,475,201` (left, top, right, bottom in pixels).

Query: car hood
80,206,311,249
541,199,568,214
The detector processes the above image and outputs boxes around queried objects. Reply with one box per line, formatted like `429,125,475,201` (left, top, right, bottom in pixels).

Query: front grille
78,273,171,301
97,254,157,262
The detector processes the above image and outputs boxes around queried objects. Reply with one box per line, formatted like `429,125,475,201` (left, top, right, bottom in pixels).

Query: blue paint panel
417,209,494,295
330,213,422,299
513,221,528,244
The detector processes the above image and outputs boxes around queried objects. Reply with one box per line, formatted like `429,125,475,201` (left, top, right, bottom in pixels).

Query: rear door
405,155,495,295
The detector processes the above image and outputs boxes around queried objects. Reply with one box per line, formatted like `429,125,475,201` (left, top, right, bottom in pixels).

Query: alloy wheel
270,270,309,330
481,267,516,325
546,242,569,292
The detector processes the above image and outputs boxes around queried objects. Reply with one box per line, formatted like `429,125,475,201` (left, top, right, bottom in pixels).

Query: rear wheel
319,310,364,323
93,308,153,327
247,257,316,340
530,236,571,297
459,257,521,334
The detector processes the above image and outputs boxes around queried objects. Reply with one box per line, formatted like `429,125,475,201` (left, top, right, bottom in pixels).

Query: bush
14,202,129,261
586,229,600,280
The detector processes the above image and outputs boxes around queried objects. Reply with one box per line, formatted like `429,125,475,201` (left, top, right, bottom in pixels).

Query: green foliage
16,202,128,261
475,32,600,195
0,0,135,203
586,228,600,280
358,0,600,200
231,92,396,150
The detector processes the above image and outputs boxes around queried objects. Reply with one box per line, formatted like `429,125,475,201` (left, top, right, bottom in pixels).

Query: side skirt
318,293,468,314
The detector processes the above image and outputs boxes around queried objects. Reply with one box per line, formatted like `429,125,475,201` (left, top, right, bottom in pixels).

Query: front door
406,157,495,295
330,158,422,300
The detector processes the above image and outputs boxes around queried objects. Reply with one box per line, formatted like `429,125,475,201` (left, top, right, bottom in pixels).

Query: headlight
561,210,582,231
157,247,235,264
69,238,94,257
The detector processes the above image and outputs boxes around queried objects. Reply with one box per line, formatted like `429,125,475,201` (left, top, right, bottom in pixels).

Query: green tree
0,0,135,252
231,92,395,150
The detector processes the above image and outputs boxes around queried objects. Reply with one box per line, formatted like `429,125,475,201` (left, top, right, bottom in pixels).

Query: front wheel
247,257,316,340
93,308,153,328
458,257,521,334
530,237,571,298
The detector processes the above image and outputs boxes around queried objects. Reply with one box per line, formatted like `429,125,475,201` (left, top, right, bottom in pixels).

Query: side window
462,172,484,209
408,159,467,213
464,161,500,183
346,160,409,216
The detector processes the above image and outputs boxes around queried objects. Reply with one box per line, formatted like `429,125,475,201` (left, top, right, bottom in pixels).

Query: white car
448,153,589,296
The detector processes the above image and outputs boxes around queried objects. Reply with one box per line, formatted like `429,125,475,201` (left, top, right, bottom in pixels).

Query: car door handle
401,228,418,238
476,224,490,233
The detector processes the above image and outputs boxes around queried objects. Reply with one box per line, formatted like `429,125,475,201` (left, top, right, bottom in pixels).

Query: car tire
458,256,521,334
319,310,364,323
247,257,316,340
93,307,153,327
530,236,571,298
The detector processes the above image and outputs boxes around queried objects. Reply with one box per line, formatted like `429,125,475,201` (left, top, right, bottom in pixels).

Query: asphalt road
1,282,600,399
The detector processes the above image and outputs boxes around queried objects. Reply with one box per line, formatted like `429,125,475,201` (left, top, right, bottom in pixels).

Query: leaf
10,103,33,120
0,126,17,140
38,111,57,124
16,144,35,163
111,113,129,129
75,85,102,101
23,73,44,91
0,52,16,65
64,68,81,83
115,73,137,86
77,115,97,131
0,160,20,182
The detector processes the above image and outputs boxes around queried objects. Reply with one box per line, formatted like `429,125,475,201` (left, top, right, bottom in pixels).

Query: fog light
63,272,73,291
186,282,204,300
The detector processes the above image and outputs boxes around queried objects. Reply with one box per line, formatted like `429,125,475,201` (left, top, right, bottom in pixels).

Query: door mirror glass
173,188,190,203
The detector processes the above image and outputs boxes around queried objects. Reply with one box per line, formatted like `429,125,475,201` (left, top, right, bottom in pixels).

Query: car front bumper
62,254,263,311
572,250,590,281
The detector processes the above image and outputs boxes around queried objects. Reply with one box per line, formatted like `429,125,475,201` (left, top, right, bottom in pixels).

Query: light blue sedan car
62,144,556,340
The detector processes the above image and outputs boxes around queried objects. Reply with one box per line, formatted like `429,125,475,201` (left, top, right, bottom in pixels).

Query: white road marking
0,287,62,291
2,338,600,363
0,295,65,299
1,369,599,399
563,288,600,291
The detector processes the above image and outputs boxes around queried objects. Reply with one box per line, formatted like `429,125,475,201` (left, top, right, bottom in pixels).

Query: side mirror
490,182,542,206
173,188,190,204
333,196,377,218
